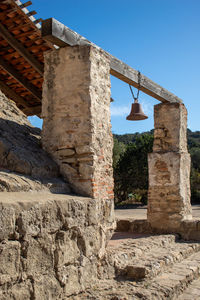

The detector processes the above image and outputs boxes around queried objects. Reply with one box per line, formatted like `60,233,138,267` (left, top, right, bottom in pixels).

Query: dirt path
115,205,200,220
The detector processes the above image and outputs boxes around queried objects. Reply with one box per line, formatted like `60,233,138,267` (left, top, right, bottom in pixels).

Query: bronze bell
126,102,148,121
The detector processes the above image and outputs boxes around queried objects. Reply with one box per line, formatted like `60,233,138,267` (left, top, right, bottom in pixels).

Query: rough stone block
0,205,15,241
56,148,75,157
0,194,115,298
148,152,191,189
76,145,94,155
9,282,32,300
33,276,62,300
0,241,21,285
54,231,80,267
153,102,188,153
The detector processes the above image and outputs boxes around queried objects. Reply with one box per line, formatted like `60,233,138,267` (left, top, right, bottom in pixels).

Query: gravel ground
115,204,200,220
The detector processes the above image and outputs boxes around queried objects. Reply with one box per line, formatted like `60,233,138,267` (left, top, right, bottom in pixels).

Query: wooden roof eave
0,0,55,116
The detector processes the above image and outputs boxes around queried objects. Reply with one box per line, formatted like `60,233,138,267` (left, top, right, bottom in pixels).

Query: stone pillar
147,103,192,230
42,45,114,200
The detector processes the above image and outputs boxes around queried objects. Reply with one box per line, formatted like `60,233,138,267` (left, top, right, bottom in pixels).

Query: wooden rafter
0,57,42,101
19,1,32,9
42,18,182,104
0,23,44,75
34,18,43,25
26,10,36,17
0,0,54,115
23,105,41,116
0,80,41,116
0,80,28,108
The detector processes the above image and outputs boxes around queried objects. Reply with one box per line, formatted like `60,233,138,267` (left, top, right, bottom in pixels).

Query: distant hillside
114,129,200,148
188,129,200,148
114,130,153,145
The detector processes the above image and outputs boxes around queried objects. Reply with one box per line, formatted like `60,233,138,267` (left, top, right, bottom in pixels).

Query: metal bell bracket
129,71,141,103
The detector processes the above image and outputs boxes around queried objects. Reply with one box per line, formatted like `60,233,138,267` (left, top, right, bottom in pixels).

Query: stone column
147,103,192,230
42,45,114,200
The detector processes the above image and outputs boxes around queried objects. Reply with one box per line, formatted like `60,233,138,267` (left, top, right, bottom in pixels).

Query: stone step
144,251,200,299
73,251,200,299
106,232,200,281
177,277,200,300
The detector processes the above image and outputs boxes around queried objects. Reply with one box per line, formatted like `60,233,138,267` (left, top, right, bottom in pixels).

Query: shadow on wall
0,117,59,179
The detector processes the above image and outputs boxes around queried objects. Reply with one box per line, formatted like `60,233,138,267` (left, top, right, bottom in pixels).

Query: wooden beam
26,10,36,17
22,105,41,116
110,57,182,104
4,0,42,30
0,80,28,108
42,18,182,104
0,46,12,52
0,23,44,75
19,1,32,8
33,18,43,25
42,18,94,48
0,57,42,101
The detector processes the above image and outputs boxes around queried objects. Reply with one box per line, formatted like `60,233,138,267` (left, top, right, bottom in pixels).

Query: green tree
191,168,200,203
190,147,200,203
190,148,200,171
114,134,153,205
113,129,200,206
113,138,126,168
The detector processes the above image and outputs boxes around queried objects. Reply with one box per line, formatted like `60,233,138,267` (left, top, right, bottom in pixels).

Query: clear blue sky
29,0,200,134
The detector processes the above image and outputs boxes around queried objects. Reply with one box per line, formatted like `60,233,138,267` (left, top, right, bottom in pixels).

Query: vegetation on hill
113,130,200,206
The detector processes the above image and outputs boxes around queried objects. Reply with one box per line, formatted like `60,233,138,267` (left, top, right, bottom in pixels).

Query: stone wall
116,219,200,241
147,103,192,230
0,193,115,299
42,45,114,200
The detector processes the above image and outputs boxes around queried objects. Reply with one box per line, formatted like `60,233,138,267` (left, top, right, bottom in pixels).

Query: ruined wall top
153,103,188,153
